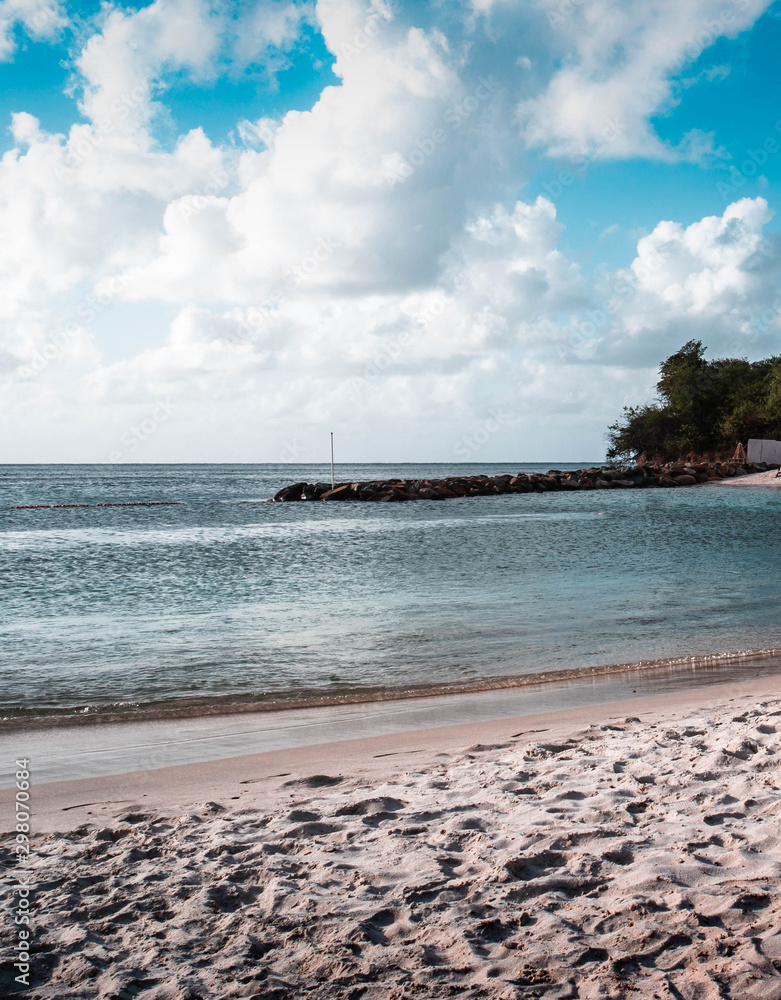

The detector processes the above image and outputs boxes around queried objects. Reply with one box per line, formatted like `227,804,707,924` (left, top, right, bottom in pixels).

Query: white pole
330,431,335,488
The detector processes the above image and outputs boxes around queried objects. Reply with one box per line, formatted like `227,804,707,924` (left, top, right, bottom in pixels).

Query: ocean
2,463,781,722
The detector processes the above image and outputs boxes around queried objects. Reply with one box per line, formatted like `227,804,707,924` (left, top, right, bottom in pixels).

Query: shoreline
6,672,781,835
5,645,781,733
4,649,781,791
709,467,781,487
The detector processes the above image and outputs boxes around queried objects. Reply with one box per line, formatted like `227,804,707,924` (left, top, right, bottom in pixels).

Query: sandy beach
712,469,781,488
4,676,781,999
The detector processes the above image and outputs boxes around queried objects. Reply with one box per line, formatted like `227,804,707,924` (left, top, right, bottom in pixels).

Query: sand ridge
4,692,781,999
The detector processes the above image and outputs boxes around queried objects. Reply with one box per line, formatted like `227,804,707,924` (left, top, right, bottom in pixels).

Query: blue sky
530,7,781,271
8,0,781,265
0,1,339,144
2,0,781,462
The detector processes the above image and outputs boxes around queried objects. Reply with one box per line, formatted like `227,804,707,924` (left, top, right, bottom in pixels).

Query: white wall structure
747,439,781,463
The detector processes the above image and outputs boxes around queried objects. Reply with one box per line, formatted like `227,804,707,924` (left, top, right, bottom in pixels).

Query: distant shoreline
708,468,781,488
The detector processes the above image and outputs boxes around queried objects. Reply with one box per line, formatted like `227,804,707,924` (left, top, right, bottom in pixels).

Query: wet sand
4,651,781,787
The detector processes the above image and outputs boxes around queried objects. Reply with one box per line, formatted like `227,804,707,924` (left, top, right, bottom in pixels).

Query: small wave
0,509,608,551
5,646,781,731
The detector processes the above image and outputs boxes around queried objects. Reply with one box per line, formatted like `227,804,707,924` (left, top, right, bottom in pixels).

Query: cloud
518,0,773,161
676,128,729,166
73,0,318,137
232,1,316,66
589,197,781,366
1,0,780,461
112,5,496,304
78,194,781,458
0,0,67,62
9,111,43,146
74,0,224,136
518,197,781,382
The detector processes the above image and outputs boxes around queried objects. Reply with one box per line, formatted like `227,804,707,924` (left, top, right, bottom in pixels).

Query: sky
2,0,781,463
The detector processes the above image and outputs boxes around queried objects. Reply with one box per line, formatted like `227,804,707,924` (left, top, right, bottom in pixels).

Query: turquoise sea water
1,463,780,718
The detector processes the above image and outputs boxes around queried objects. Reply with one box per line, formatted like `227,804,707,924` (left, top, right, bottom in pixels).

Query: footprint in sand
334,796,406,817
505,850,565,881
282,774,344,789
602,845,634,865
283,821,343,838
356,907,398,944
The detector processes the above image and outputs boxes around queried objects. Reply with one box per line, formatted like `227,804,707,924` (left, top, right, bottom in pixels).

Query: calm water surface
1,463,780,717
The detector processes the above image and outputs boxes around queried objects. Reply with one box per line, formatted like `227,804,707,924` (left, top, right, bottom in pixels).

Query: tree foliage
607,341,781,461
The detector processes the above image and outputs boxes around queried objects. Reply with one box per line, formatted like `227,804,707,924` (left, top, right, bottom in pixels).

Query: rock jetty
273,461,778,502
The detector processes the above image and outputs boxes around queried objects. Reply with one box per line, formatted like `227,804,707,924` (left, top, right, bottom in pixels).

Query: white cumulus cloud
1,0,780,462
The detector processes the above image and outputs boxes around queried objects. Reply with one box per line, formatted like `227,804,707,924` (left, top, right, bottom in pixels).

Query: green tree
606,343,781,462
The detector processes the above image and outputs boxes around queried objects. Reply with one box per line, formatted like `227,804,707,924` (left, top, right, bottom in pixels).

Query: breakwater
273,460,777,502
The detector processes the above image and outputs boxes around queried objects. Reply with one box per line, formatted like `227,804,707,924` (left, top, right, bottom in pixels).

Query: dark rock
320,484,356,501
272,459,737,505
447,482,470,496
273,482,306,501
